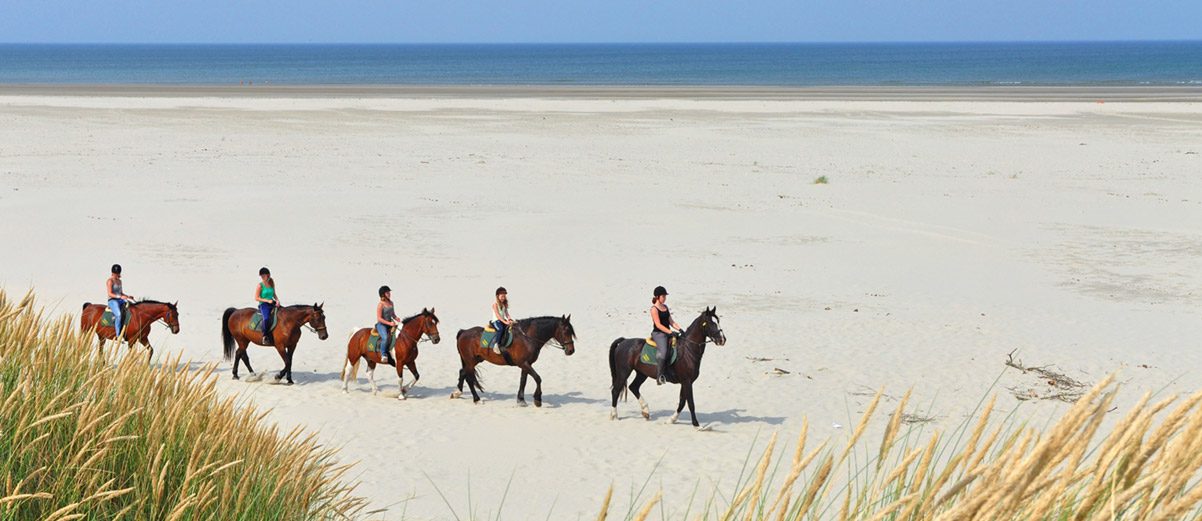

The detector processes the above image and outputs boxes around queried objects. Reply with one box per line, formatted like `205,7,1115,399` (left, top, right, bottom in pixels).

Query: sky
2,0,1201,44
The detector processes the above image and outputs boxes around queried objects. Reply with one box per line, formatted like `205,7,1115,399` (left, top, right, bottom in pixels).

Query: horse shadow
695,408,787,426
536,391,610,407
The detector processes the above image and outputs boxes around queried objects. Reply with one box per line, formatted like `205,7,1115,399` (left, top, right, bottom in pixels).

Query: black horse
609,307,726,427
453,315,576,406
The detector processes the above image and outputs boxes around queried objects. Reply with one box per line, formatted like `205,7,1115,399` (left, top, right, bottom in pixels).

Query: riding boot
383,339,395,366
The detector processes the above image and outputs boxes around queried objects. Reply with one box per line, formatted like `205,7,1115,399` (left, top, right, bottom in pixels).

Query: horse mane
135,298,175,309
516,316,573,340
284,304,315,310
401,309,438,324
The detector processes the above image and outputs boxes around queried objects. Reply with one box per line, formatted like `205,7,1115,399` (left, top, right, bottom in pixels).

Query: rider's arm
671,319,683,332
504,307,514,325
107,279,119,299
652,307,673,334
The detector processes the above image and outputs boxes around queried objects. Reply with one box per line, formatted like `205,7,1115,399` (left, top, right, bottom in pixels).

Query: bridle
513,322,574,351
394,317,436,345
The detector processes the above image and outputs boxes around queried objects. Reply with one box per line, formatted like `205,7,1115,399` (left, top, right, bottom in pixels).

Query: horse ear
422,307,428,314
566,314,572,323
430,307,436,314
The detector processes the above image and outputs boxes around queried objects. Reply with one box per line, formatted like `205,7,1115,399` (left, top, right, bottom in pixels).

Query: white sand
1,93,1201,519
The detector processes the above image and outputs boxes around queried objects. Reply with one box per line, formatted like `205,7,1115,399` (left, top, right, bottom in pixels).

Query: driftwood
1005,349,1088,403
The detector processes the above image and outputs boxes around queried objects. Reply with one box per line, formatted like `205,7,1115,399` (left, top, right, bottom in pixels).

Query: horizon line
2,39,1201,46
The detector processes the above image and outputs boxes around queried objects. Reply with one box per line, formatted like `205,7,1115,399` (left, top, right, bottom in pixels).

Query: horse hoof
517,400,527,407
397,394,407,401
609,410,618,421
232,375,240,381
696,424,713,432
642,410,651,420
534,400,542,408
669,413,680,424
450,391,463,399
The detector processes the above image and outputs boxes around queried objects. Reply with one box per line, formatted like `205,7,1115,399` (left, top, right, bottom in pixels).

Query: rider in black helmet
650,286,683,385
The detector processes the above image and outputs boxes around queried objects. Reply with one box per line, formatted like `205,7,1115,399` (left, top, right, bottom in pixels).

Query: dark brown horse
453,315,576,407
80,300,179,361
609,307,726,428
341,308,441,399
221,303,329,384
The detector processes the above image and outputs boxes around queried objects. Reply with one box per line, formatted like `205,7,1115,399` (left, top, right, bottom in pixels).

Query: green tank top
260,283,275,301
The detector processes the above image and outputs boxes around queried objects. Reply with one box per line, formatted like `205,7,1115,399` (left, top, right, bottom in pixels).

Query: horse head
165,301,180,334
555,314,576,356
421,307,441,344
309,302,329,340
700,306,725,346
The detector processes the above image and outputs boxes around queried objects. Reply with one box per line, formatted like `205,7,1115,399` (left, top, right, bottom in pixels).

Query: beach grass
0,289,365,520
601,374,1202,520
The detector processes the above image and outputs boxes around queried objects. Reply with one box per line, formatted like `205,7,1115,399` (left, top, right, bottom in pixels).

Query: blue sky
3,0,1200,44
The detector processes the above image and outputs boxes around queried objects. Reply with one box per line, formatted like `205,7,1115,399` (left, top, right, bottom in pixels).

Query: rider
376,285,401,366
650,285,683,385
255,267,280,345
106,264,136,339
489,287,514,354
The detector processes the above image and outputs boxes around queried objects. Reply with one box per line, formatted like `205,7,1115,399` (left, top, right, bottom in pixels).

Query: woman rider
106,264,136,339
650,285,683,385
376,285,401,365
255,267,280,345
489,287,514,354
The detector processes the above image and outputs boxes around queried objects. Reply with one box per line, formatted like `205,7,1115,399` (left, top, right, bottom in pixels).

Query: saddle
640,336,679,366
99,301,132,328
247,308,279,332
479,325,514,350
368,327,395,354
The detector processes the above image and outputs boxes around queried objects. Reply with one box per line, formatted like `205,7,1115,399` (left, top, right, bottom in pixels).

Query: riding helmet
654,286,668,297
496,286,507,296
259,267,270,276
379,285,391,297
111,264,122,274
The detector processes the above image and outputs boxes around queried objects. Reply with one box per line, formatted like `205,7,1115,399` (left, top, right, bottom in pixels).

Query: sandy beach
1,90,1201,519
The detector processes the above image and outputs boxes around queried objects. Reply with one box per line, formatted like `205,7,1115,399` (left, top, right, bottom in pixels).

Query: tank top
381,302,396,323
260,283,275,301
110,279,122,298
493,303,508,323
653,305,671,332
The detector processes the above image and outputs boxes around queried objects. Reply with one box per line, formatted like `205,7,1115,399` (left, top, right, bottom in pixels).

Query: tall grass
605,374,1202,520
0,289,365,520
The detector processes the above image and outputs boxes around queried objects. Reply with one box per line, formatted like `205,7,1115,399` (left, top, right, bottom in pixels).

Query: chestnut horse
80,299,179,361
220,303,329,384
608,307,726,428
452,315,576,407
340,308,442,399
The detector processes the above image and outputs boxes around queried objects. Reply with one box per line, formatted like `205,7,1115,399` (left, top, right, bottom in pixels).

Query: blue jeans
376,323,392,356
108,299,123,335
490,320,508,348
258,303,274,339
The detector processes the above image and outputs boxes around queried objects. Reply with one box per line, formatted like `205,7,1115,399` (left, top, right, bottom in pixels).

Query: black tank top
654,305,671,332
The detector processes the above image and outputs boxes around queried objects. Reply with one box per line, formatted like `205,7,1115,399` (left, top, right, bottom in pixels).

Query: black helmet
111,264,122,274
653,286,668,297
259,267,270,276
496,286,507,296
379,285,391,297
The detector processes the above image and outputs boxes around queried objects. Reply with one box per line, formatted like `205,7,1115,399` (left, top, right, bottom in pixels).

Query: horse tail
342,358,360,383
221,307,236,361
609,338,628,402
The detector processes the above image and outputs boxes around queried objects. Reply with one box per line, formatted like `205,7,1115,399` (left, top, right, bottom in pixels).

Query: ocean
0,42,1199,86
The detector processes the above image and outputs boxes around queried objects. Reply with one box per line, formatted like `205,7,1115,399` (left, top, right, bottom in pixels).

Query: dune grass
603,374,1202,520
0,289,365,520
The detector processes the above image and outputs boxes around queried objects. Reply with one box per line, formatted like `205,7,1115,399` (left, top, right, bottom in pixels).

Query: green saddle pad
368,328,394,353
479,326,514,350
640,337,678,366
247,310,279,332
99,303,130,328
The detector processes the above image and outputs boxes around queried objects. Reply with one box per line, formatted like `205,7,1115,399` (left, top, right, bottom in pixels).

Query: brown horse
220,303,329,384
452,315,576,407
80,300,179,361
609,307,726,428
340,308,441,399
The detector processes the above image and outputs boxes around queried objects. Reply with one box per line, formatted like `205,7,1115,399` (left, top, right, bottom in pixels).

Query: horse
452,315,576,407
608,307,726,428
80,299,179,362
220,303,329,384
340,308,441,399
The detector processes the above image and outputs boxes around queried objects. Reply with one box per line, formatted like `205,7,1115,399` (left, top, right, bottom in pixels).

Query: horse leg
240,348,254,374
400,361,418,399
524,365,544,408
140,336,153,365
610,358,634,420
274,346,288,383
451,368,465,399
366,361,378,395
284,345,296,385
684,382,699,427
465,362,482,403
517,370,529,406
671,386,687,424
233,340,250,380
96,336,106,356
630,373,651,420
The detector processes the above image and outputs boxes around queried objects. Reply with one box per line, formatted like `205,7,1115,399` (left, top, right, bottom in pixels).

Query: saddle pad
479,326,514,350
99,303,130,327
641,337,678,365
368,328,393,353
247,310,278,331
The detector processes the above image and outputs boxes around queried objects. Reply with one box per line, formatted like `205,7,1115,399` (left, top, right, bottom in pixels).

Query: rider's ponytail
266,277,275,288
